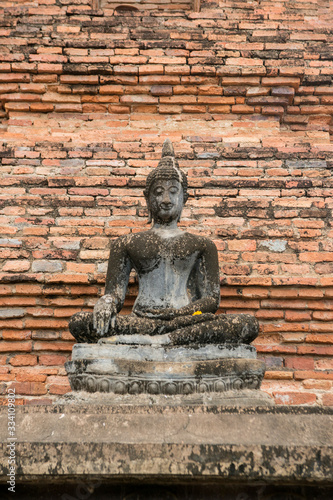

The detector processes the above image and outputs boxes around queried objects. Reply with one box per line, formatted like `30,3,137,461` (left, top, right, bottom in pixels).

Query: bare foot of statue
69,139,259,346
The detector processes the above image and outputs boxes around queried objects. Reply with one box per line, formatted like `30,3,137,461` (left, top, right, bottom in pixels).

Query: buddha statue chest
126,231,204,273
134,255,199,310
126,235,200,309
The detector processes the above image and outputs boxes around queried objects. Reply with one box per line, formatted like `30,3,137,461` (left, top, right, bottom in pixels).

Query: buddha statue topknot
65,139,273,405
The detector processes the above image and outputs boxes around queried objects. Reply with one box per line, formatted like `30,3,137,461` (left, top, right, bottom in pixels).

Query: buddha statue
69,139,259,347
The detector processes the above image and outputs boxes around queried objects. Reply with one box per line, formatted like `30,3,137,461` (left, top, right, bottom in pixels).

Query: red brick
37,64,63,74
262,77,300,89
9,355,37,366
302,380,332,390
322,394,333,406
294,371,333,381
9,382,47,396
30,103,54,112
15,284,43,295
298,345,333,356
16,371,47,383
39,354,68,366
55,104,82,113
255,310,284,319
265,371,293,380
285,311,312,322
60,75,99,85
273,392,317,405
48,384,71,395
0,342,32,352
316,311,333,324
0,73,29,83
3,331,31,341
33,342,74,352
285,357,314,370
232,104,255,114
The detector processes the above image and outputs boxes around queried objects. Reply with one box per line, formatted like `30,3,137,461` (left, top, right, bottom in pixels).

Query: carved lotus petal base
65,343,272,404
67,372,264,395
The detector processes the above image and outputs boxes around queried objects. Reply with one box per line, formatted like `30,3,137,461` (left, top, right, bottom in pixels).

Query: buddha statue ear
147,207,152,224
144,192,152,223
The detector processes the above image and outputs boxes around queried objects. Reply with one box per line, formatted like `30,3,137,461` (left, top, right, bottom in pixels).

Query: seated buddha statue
69,139,258,347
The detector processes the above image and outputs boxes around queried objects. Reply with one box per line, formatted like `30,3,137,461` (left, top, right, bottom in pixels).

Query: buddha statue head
144,139,188,224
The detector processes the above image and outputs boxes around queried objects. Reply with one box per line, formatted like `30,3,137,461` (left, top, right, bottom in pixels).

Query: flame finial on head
161,138,175,158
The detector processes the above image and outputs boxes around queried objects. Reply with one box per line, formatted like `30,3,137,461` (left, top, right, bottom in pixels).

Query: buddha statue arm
135,238,220,320
93,237,132,336
177,239,220,316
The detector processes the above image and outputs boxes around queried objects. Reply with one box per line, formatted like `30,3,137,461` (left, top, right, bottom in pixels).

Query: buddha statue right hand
93,295,117,337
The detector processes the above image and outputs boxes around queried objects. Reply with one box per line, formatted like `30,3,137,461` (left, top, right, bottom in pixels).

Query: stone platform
65,343,273,405
0,405,332,499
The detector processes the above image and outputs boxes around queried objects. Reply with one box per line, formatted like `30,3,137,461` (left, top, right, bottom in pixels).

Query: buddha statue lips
68,139,259,347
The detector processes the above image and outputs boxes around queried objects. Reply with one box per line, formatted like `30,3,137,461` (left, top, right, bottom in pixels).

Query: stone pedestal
0,405,332,499
65,343,274,406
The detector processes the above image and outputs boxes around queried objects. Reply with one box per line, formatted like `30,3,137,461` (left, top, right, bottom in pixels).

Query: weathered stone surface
0,405,332,485
65,343,269,400
57,389,274,407
70,342,257,362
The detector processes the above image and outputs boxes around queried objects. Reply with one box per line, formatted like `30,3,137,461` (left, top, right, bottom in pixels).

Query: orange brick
60,75,99,85
285,357,314,370
25,318,68,329
9,382,47,396
30,103,54,112
322,394,333,406
38,63,63,74
285,311,312,322
298,345,333,356
39,354,68,365
273,392,316,405
16,371,47,383
33,342,74,352
48,384,71,395
302,380,332,390
9,355,37,366
294,371,333,381
3,331,31,341
0,342,32,352
265,371,293,380
315,359,333,371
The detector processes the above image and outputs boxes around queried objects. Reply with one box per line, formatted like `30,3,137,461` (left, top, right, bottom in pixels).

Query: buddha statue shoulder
69,139,259,347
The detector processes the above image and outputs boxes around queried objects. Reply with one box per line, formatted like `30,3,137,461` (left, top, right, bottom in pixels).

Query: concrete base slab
0,405,332,488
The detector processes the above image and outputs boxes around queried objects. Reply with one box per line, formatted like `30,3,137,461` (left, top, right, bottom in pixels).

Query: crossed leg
69,311,258,346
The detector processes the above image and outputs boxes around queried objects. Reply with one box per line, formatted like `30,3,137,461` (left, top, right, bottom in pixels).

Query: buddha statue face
148,178,184,224
144,139,188,224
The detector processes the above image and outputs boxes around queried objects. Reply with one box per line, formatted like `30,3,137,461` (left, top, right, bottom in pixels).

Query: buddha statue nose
161,191,172,205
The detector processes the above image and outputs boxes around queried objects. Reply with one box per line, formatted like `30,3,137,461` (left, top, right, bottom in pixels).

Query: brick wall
0,0,333,406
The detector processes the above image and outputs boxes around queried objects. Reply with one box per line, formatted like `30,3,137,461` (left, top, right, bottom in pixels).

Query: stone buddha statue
69,139,259,347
